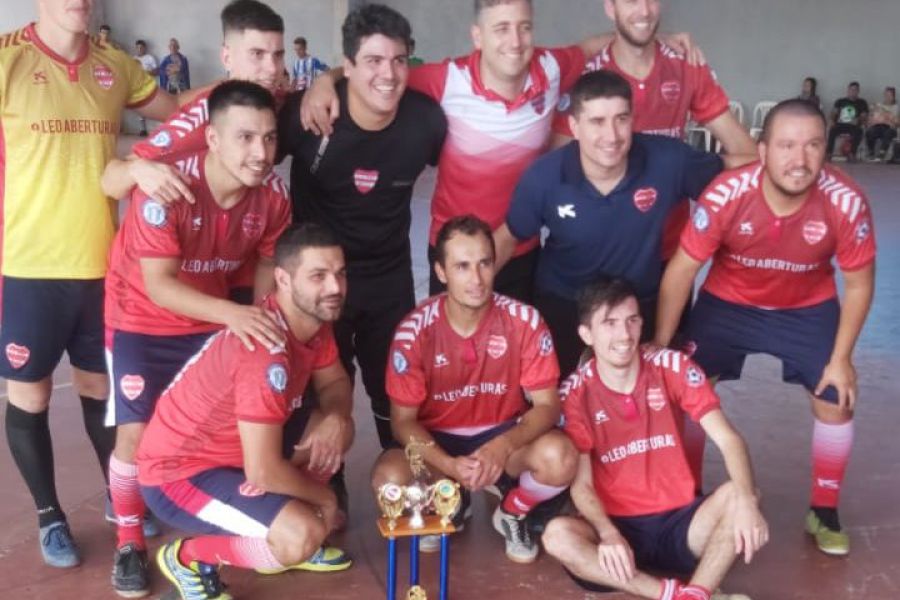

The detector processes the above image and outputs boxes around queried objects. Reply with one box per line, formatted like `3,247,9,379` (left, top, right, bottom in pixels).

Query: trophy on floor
376,437,461,600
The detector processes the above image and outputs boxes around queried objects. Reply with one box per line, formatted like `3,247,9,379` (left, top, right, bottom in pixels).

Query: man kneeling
372,216,576,564
136,224,354,600
543,278,767,600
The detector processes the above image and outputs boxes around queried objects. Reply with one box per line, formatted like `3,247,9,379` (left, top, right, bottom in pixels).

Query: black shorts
688,291,840,403
568,496,704,592
0,277,106,381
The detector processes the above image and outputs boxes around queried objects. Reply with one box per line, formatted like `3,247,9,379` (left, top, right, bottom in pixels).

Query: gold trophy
377,483,406,531
432,479,461,527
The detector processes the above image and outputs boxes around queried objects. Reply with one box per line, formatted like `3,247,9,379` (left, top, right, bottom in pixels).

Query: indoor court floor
0,143,897,599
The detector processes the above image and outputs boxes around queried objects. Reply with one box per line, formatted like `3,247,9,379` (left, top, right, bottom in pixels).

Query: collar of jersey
25,23,90,67
463,49,549,112
561,136,649,198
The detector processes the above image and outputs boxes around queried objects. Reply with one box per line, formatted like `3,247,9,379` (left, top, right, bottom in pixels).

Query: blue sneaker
157,539,231,600
105,496,162,538
39,521,81,568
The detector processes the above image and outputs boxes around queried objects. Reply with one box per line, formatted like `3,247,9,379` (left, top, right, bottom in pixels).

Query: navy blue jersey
506,134,722,300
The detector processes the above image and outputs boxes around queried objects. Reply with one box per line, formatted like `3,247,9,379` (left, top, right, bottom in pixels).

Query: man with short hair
544,277,766,600
290,36,328,91
138,223,354,600
374,215,576,564
0,0,181,569
277,4,447,450
864,86,898,160
495,70,742,377
160,38,190,93
826,81,868,159
550,0,754,264
655,99,876,556
133,39,159,136
104,80,292,597
99,24,123,50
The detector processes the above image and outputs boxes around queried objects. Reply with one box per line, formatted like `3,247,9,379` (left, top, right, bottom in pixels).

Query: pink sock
501,471,566,516
179,536,284,570
682,416,706,491
109,455,146,550
810,419,854,507
675,584,711,600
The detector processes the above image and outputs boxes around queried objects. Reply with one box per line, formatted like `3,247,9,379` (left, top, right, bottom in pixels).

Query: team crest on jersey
855,219,871,243
693,206,710,232
142,199,167,228
633,187,658,213
647,386,666,411
5,343,30,370
119,375,145,401
434,353,449,368
487,335,508,359
267,364,288,393
685,366,705,388
150,130,173,149
93,64,115,90
539,331,554,357
238,481,266,497
393,350,409,374
531,93,546,115
353,169,379,194
660,81,682,103
241,213,264,238
557,93,572,113
802,220,828,245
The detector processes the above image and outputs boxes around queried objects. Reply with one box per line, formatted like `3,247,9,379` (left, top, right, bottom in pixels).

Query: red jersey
680,163,876,309
105,151,291,335
136,296,338,486
552,40,731,260
408,47,584,257
387,294,560,432
131,86,287,161
552,40,729,139
561,347,720,517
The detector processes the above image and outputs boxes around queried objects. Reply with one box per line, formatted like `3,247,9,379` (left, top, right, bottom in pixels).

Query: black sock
80,396,114,485
5,403,64,527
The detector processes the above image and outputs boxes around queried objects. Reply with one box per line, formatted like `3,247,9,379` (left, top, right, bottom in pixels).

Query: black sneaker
112,543,150,598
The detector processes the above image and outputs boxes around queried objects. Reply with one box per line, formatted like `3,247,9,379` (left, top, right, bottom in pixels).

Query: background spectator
290,36,328,91
799,76,821,109
827,81,868,159
865,86,898,160
159,38,190,93
133,40,159,136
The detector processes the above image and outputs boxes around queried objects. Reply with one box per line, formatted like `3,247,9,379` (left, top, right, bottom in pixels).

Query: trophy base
377,515,457,539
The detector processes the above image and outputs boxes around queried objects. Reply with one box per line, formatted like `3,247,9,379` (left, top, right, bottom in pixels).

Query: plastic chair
749,101,777,140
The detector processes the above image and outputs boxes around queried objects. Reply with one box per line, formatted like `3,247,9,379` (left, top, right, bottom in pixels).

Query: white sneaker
492,506,538,564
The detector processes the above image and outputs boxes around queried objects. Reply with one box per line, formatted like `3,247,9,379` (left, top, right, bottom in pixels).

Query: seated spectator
865,86,898,160
826,81,868,159
798,76,821,109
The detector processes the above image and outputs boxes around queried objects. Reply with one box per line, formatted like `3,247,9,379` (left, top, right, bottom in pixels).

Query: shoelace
510,516,532,547
45,524,73,552
196,563,227,597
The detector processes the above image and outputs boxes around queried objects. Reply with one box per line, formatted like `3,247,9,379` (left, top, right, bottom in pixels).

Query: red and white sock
501,470,566,517
109,455,145,550
674,584,712,600
658,579,682,600
810,419,854,508
179,535,284,570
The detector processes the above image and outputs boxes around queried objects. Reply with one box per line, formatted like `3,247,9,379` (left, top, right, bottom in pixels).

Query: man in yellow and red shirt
0,0,179,569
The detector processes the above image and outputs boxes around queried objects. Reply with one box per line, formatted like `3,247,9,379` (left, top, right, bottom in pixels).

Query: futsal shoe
111,543,150,598
157,539,232,600
255,546,352,574
805,508,850,556
420,489,472,553
492,506,538,564
39,520,81,568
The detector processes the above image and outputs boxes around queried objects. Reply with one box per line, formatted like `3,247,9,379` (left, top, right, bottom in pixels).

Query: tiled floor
1,148,898,599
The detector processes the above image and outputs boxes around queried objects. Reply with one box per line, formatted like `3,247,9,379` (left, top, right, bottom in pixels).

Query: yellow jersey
0,24,157,279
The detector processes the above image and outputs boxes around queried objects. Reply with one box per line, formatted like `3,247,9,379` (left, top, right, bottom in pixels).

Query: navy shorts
688,291,840,403
141,467,292,537
107,329,213,425
568,496,704,591
0,277,106,381
430,420,518,457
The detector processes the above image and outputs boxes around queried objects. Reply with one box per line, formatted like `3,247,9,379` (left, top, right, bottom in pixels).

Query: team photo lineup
0,0,880,599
